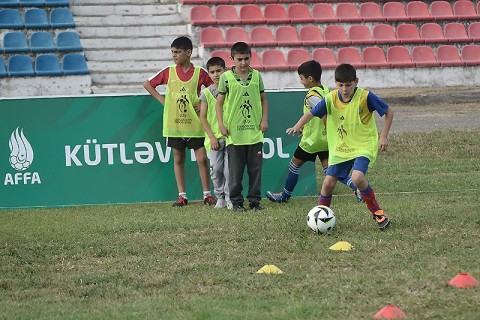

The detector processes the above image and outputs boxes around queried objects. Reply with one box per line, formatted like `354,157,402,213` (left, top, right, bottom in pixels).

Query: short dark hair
206,56,226,70
171,36,193,51
230,41,251,57
335,63,357,83
298,60,323,82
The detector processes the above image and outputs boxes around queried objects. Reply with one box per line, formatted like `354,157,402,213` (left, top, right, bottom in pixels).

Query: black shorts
293,146,329,163
167,137,205,150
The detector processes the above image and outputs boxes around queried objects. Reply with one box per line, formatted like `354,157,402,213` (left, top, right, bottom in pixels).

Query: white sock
179,192,187,199
203,191,211,198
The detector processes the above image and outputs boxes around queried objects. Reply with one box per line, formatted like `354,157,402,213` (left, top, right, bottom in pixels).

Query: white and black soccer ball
306,205,336,234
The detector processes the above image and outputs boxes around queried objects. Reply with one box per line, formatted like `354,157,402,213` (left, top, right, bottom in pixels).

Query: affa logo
4,127,41,185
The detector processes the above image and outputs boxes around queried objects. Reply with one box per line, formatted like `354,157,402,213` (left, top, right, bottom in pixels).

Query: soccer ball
306,205,336,234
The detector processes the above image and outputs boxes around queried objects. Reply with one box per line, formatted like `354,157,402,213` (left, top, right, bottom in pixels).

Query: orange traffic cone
448,273,478,288
373,305,406,319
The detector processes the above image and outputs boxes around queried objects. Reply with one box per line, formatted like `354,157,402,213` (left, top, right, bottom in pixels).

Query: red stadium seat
453,0,478,19
215,5,239,25
324,25,350,45
275,26,301,46
411,46,439,67
444,22,470,42
359,2,384,22
225,27,249,46
387,46,415,67
430,1,456,21
337,47,365,68
372,24,398,44
420,23,446,43
312,3,336,23
250,26,276,46
199,27,225,47
250,50,264,70
383,2,407,22
436,45,464,66
286,48,310,70
461,44,480,65
362,46,390,68
468,22,480,41
239,4,265,24
287,4,313,23
190,6,216,25
211,50,233,69
396,23,423,44
335,3,362,22
348,24,375,45
299,25,324,46
264,4,290,24
406,1,431,21
262,49,289,71
312,48,337,69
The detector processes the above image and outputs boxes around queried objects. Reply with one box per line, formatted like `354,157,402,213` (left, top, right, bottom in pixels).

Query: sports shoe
203,195,217,206
373,210,391,230
249,202,263,211
265,191,288,203
354,188,364,203
173,196,188,207
233,204,245,212
226,200,233,210
215,198,226,209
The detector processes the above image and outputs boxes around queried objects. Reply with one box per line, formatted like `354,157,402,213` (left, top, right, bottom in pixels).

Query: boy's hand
286,126,302,136
260,120,268,133
219,124,229,137
194,104,201,114
379,136,389,151
210,137,220,151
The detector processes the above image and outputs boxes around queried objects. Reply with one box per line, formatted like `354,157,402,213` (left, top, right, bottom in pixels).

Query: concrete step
72,0,178,5
74,13,184,27
76,25,187,38
87,58,204,73
80,36,178,50
91,84,148,95
71,4,178,17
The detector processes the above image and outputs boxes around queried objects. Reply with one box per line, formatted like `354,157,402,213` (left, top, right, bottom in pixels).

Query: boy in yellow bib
287,64,394,230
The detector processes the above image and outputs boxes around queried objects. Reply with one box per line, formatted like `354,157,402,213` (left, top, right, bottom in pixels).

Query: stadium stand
262,49,289,71
387,46,416,67
24,8,50,29
275,26,301,46
50,8,75,28
250,26,276,46
359,2,383,22
3,31,29,53
383,2,407,22
420,23,446,43
396,23,423,44
225,27,249,46
287,3,313,23
8,54,35,76
372,24,398,44
250,50,263,70
0,9,23,29
437,44,464,66
312,48,337,69
299,25,323,46
453,0,478,19
362,46,391,68
44,0,69,6
35,54,63,76
0,0,19,7
406,1,431,21
430,0,456,21
215,5,239,24
461,44,480,65
264,4,290,24
239,4,265,24
348,24,375,45
335,3,362,22
211,50,233,68
200,27,225,47
324,25,350,45
444,22,470,42
286,48,310,70
30,31,56,52
411,46,439,67
189,5,215,25
56,31,83,52
337,47,365,68
468,21,480,41
312,3,336,23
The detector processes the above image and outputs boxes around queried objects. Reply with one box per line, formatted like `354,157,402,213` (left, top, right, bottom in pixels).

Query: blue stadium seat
62,53,89,75
0,0,19,7
50,8,75,28
3,32,29,53
56,31,82,52
30,31,56,52
35,54,63,76
19,0,44,6
8,54,35,77
0,9,24,29
0,57,7,78
24,8,50,29
44,0,69,6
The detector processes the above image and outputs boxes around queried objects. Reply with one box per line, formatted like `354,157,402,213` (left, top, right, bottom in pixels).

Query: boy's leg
208,140,228,208
322,155,362,203
221,141,232,209
171,147,188,206
319,175,337,207
246,142,263,209
227,144,246,210
190,138,216,206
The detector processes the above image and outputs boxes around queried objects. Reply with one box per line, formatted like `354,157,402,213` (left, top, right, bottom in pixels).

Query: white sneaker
226,200,233,210
215,198,226,209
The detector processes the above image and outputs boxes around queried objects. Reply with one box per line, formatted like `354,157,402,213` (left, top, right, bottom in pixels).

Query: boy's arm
143,80,165,107
216,94,229,137
200,100,219,150
379,106,394,151
260,92,269,133
286,112,315,135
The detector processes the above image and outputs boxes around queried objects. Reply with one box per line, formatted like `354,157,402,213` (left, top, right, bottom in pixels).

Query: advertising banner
0,91,318,208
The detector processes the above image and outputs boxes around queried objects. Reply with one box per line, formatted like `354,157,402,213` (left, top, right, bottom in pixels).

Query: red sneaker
203,195,216,206
173,196,188,207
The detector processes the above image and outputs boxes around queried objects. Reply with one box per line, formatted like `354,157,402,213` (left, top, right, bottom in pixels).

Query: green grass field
1,130,479,320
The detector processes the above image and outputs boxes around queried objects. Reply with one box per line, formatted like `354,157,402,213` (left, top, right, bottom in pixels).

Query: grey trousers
208,138,230,201
226,142,263,206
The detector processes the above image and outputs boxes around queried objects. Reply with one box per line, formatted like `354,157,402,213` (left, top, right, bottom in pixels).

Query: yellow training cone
329,241,353,251
256,264,284,274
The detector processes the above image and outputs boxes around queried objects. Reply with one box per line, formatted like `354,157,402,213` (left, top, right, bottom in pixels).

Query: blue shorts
326,156,370,179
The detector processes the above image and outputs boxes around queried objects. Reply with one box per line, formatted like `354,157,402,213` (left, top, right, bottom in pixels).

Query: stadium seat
211,50,233,69
430,1,456,21
335,3,362,22
199,27,225,47
383,2,407,22
312,48,336,69
396,23,423,44
225,27,249,46
50,8,75,28
30,31,56,52
0,0,19,7
286,48,310,70
24,8,50,29
386,46,415,67
444,22,470,42
436,45,464,66
250,50,263,71
362,46,390,68
337,47,365,68
8,54,35,77
215,5,239,25
3,32,29,53
19,0,44,7
311,3,336,23
468,22,480,41
0,9,23,29
262,49,289,71
62,53,90,75
239,4,265,24
411,46,439,67
359,2,383,22
190,6,215,25
372,24,398,44
35,54,63,76
348,25,375,45
56,31,83,51
287,3,313,23
250,26,276,46
299,25,324,46
324,25,350,45
420,23,446,43
0,56,7,78
406,1,431,21
264,4,290,24
44,0,69,6
275,26,301,46
453,0,478,20
460,44,480,65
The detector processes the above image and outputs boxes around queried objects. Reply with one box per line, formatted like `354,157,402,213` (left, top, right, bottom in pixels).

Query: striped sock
282,161,300,200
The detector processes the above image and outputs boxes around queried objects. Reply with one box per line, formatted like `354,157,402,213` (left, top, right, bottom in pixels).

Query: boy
286,64,394,230
265,60,362,204
143,36,216,207
199,57,232,209
215,42,269,212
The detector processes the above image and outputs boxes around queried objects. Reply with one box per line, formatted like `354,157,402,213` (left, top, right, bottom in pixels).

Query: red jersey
148,64,213,95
